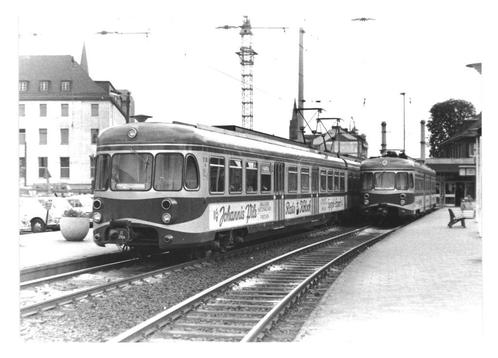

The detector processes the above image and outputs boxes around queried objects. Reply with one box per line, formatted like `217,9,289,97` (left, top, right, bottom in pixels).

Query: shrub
63,208,86,217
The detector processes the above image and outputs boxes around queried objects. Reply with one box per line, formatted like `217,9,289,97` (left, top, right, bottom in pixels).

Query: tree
427,99,476,157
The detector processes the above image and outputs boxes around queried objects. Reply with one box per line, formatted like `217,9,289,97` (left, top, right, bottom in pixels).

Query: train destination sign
209,200,274,230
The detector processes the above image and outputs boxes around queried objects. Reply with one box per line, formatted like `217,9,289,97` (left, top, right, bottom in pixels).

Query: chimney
381,121,387,155
420,120,426,161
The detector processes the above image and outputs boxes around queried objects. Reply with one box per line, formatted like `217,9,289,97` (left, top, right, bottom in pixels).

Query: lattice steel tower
218,16,286,129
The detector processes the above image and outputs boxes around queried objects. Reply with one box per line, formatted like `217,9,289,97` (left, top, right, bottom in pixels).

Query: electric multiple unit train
359,152,437,220
91,121,361,255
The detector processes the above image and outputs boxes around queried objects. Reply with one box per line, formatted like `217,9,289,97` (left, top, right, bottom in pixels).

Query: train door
311,167,319,215
274,162,285,224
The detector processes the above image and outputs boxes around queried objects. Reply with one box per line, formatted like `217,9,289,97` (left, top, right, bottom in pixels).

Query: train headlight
400,193,406,199
127,127,138,139
93,199,102,210
161,212,172,224
363,193,369,199
400,199,406,206
93,212,102,224
363,199,369,205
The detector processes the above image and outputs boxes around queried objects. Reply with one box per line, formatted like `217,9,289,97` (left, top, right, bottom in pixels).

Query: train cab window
184,154,199,190
94,154,111,190
229,159,243,193
154,153,183,191
111,153,153,191
300,168,310,193
361,172,373,190
339,172,345,191
311,168,319,192
261,163,271,192
246,161,258,193
409,173,414,189
395,172,409,190
209,157,225,194
327,170,334,192
320,169,327,192
374,172,395,189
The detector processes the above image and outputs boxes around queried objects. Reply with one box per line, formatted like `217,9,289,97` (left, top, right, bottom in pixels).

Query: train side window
261,163,271,192
311,167,319,192
246,161,258,193
361,172,373,190
409,173,414,189
184,154,199,190
339,171,345,191
300,167,310,193
229,159,243,193
327,170,333,192
288,166,298,193
209,157,225,194
320,169,327,192
334,171,340,192
94,154,111,190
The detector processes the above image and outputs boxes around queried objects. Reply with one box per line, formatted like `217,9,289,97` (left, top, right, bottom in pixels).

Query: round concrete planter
60,217,89,241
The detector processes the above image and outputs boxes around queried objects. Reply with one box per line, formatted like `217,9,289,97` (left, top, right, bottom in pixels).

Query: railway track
109,226,398,342
20,225,355,318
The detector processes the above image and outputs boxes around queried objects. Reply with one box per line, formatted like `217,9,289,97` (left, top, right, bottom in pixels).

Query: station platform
19,229,121,271
295,207,485,351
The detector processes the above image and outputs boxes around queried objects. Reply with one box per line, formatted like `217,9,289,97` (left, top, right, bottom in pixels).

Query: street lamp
400,92,406,153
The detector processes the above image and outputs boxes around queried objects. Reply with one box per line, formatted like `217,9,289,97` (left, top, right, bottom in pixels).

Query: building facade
425,115,481,207
19,53,134,193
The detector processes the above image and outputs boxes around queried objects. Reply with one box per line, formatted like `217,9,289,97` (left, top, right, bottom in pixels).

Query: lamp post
400,92,406,153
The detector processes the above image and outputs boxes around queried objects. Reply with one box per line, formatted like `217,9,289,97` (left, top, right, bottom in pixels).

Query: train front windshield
361,171,414,190
94,153,153,191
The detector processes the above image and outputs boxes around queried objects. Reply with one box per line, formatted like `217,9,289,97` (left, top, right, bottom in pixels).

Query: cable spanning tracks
109,226,398,342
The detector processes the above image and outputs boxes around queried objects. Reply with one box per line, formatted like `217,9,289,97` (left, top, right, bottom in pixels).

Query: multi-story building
19,50,134,193
305,126,369,161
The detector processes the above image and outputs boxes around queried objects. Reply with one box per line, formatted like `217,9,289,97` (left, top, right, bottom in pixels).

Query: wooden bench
448,208,466,228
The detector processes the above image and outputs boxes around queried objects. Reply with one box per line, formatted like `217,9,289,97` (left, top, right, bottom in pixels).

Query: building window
60,157,70,178
61,104,69,117
39,128,47,145
39,80,50,92
19,129,26,144
40,104,47,117
19,81,29,92
91,128,99,144
38,157,48,178
20,157,26,178
91,104,99,116
60,81,71,92
19,104,25,117
60,128,69,145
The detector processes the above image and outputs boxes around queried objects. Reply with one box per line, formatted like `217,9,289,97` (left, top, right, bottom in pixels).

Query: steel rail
108,226,369,342
241,227,399,341
21,226,354,318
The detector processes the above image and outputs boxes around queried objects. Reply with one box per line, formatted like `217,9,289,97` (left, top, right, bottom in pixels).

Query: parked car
19,197,59,233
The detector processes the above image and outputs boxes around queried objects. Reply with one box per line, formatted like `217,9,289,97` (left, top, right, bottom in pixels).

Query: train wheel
31,218,46,233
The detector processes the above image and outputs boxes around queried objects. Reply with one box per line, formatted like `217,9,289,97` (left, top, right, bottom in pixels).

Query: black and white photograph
5,0,497,355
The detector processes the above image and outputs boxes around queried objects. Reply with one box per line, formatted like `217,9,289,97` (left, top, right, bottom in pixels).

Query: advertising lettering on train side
209,200,274,230
318,196,345,213
284,198,312,219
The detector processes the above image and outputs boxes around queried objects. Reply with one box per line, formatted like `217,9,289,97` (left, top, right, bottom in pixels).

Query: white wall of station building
19,99,126,188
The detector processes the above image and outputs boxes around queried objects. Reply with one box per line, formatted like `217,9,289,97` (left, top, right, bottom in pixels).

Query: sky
15,0,487,158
